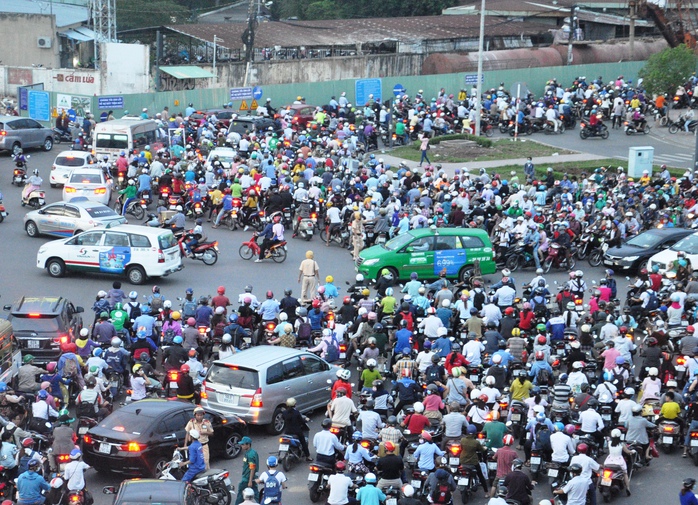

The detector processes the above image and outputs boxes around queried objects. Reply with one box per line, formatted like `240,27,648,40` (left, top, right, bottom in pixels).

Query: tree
639,44,697,97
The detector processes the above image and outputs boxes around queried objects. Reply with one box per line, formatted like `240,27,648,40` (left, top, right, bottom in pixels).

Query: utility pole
243,0,258,86
155,30,162,92
567,5,576,65
474,0,486,137
629,0,636,59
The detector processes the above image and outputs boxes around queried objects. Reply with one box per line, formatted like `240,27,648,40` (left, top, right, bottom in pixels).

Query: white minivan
92,119,166,159
36,224,183,284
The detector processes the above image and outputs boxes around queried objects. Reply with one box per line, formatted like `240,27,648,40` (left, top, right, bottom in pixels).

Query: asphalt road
0,145,694,505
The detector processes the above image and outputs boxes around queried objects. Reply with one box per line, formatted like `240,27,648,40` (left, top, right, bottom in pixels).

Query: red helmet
537,336,547,345
420,431,432,442
504,307,515,316
478,394,489,403
335,461,346,471
503,434,514,446
535,351,545,360
688,325,695,333
343,296,351,304
266,290,274,299
577,443,588,454
188,349,197,357
217,286,225,294
180,364,190,373
619,326,628,334
312,299,321,308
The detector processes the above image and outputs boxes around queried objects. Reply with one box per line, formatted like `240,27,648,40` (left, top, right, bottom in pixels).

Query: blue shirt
356,485,386,505
194,305,213,326
221,195,233,211
413,441,445,471
433,337,452,358
324,283,339,299
17,470,50,502
138,173,151,192
187,439,206,474
680,491,698,505
529,361,553,385
133,314,156,336
395,329,412,351
259,299,280,321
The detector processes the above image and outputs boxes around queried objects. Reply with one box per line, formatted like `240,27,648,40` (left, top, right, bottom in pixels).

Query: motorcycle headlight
362,258,379,266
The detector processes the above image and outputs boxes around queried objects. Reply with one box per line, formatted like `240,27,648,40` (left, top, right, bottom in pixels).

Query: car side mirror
75,306,84,313
103,486,116,495
2,305,10,311
38,209,45,215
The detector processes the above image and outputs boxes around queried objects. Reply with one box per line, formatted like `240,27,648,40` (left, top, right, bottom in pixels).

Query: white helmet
79,328,89,338
611,429,622,438
163,300,172,309
442,299,451,308
470,388,482,400
279,312,288,322
648,367,658,377
413,402,425,413
336,368,351,381
356,274,364,282
366,358,377,367
575,270,584,278
97,290,107,298
485,376,496,386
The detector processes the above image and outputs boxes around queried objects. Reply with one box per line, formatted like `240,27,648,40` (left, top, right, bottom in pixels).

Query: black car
2,296,84,364
602,227,695,272
83,399,246,477
104,479,196,505
227,115,283,136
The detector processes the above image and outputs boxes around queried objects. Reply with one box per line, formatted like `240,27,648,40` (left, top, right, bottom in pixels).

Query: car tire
266,406,285,434
151,456,170,478
25,221,39,237
50,183,57,188
127,265,146,285
43,137,54,151
47,258,66,278
222,431,242,459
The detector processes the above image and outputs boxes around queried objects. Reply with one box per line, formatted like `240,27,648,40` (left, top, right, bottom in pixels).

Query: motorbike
105,369,123,400
178,234,219,266
21,185,45,209
12,166,27,186
529,448,543,480
0,193,6,223
278,433,305,472
320,223,349,248
410,469,430,500
657,419,681,453
688,429,698,466
668,117,698,134
238,234,288,263
543,243,576,273
547,462,568,493
308,461,336,502
159,448,234,505
114,196,146,220
509,400,527,439
579,121,609,139
297,214,317,241
164,368,180,397
505,241,538,272
52,128,73,144
0,466,15,502
543,120,566,135
77,416,98,446
599,451,638,503
624,120,651,135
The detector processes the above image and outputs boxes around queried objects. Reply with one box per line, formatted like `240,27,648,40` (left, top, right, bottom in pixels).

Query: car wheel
222,431,242,459
151,457,170,478
127,265,146,285
43,137,53,151
50,183,57,188
25,221,39,237
636,260,648,273
47,258,66,278
12,143,21,156
266,406,285,434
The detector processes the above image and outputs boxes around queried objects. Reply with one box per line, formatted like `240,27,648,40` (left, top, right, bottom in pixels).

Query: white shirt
329,396,357,427
463,340,485,366
313,430,344,456
569,453,599,481
579,408,604,433
480,386,501,403
419,316,443,339
327,473,353,505
64,460,90,491
550,432,576,463
615,399,638,424
562,475,591,505
131,376,147,400
416,351,435,373
327,206,342,224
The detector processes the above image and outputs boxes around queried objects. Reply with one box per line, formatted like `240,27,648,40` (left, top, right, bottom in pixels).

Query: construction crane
640,0,697,49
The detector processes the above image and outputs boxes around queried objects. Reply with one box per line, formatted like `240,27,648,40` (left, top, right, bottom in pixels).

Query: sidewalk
380,152,608,175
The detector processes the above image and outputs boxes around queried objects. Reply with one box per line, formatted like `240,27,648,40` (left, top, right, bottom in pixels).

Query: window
157,412,188,434
384,233,413,252
85,205,118,218
266,363,284,385
64,206,80,219
55,156,87,168
100,410,155,434
42,205,65,217
301,355,327,375
104,233,129,247
130,234,151,248
207,364,259,390
133,130,156,147
69,172,103,184
671,234,698,255
24,119,42,129
460,236,485,249
96,133,128,149
406,237,433,252
282,357,304,379
435,235,458,251
158,233,177,250
69,231,103,246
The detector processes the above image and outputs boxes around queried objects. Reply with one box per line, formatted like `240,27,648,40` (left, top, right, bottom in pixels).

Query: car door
36,204,66,235
155,410,190,460
433,234,466,277
300,354,332,411
23,118,45,146
459,234,489,268
101,231,132,274
65,230,104,272
63,205,83,233
277,357,308,410
399,235,435,278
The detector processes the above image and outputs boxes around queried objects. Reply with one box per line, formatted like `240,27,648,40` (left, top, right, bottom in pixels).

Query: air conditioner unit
37,37,52,48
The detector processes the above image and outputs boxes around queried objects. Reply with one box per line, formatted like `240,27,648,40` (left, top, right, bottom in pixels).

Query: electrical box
627,146,654,178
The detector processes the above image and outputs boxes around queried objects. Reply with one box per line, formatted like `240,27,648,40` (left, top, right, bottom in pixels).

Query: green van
356,227,497,281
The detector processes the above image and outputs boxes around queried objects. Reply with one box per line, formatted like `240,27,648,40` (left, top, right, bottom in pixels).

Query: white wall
100,42,150,95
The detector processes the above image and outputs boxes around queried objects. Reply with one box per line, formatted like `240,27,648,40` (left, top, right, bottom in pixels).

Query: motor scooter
21,184,45,208
0,192,6,223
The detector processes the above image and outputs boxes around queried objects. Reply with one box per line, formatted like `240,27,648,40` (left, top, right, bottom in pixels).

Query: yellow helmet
327,201,333,208
362,288,370,296
132,364,142,374
326,275,334,283
511,328,521,337
171,311,181,320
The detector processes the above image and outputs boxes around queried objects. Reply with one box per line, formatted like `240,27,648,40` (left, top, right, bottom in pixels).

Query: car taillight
251,388,263,408
83,435,92,444
122,442,143,452
65,187,76,193
158,249,164,263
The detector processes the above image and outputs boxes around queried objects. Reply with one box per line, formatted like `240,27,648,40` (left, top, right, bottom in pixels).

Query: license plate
602,414,611,421
602,243,609,252
387,499,397,505
531,457,541,465
340,352,346,359
224,478,231,487
458,478,469,486
78,426,88,435
308,473,319,482
39,199,45,205
219,393,239,405
682,320,689,326
98,443,110,454
511,413,521,421
307,229,313,234
557,349,565,355
691,439,698,447
548,469,559,477
411,480,421,489
676,365,686,372
0,212,6,217
488,462,497,470
603,260,613,265
279,444,289,452
28,340,40,349
470,375,478,382
601,478,612,486
449,457,460,466
663,436,673,444
169,381,178,388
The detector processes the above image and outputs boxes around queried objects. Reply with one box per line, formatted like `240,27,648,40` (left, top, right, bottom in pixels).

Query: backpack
425,364,442,384
297,318,312,342
163,328,176,345
431,482,452,504
645,291,660,311
400,311,414,331
607,278,617,298
325,337,339,363
536,366,551,386
473,289,486,311
150,296,164,314
63,357,78,377
263,471,281,502
76,389,98,418
128,302,142,321
213,320,226,338
182,300,197,319
133,346,151,361
535,424,552,452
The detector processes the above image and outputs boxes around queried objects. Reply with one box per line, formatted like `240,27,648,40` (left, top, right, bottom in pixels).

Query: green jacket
119,185,137,198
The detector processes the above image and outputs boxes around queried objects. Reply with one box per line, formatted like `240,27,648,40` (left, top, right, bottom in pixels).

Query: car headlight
624,256,639,261
362,259,379,266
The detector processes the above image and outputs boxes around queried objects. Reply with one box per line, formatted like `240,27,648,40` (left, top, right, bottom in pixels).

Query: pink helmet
187,317,196,326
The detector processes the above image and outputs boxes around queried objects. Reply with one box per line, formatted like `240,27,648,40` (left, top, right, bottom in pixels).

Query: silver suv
201,346,337,434
0,116,54,154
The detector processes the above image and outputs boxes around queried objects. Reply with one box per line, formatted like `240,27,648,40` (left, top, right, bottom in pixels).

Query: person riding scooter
22,169,42,203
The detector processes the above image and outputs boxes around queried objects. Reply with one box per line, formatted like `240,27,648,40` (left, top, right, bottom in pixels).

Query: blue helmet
38,390,48,400
267,456,278,467
466,425,477,435
559,373,568,382
93,348,102,357
186,287,194,295
173,336,183,345
535,412,546,423
603,371,613,382
229,313,239,323
554,422,565,432
352,431,363,441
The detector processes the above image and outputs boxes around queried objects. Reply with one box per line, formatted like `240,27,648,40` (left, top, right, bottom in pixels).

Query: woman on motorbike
344,431,373,475
602,429,634,495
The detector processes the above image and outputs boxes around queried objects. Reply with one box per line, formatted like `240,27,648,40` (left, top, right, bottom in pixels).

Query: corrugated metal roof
0,0,89,27
59,26,97,41
166,16,552,50
160,66,215,79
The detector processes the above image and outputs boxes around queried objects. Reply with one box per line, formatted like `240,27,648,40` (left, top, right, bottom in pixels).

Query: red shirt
211,295,230,310
404,413,431,435
444,353,468,373
519,310,535,330
331,380,353,400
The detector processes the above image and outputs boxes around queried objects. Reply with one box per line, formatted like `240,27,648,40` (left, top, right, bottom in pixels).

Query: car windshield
207,364,259,390
85,206,118,218
213,154,236,165
11,315,60,332
99,409,154,434
625,232,662,249
384,233,414,251
55,156,85,167
671,234,698,255
70,173,103,184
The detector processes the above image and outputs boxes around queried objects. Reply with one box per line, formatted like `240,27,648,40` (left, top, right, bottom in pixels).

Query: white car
24,198,126,238
62,168,112,205
647,231,698,272
36,224,183,285
206,147,236,170
50,151,95,187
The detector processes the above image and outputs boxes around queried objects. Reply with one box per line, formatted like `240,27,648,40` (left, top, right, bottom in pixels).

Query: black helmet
431,354,440,363
199,296,208,305
512,459,524,470
684,478,696,489
284,288,292,296
568,463,583,474
373,323,384,332
580,383,590,393
321,418,332,429
401,302,410,312
497,487,508,498
538,279,546,287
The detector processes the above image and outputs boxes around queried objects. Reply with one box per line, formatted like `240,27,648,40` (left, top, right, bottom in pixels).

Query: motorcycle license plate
488,462,497,470
602,243,609,252
340,352,345,358
676,365,686,372
601,478,612,486
470,375,479,382
368,233,374,237
458,478,469,486
28,340,40,349
0,212,6,217
99,443,111,454
39,199,45,205
308,473,319,482
170,381,178,388
548,469,558,477
449,457,460,466
224,478,231,487
691,440,698,447
386,500,397,505
511,413,521,421
557,349,565,355
78,426,89,435
307,229,313,234
279,444,289,452
602,415,611,421
662,436,673,444
411,480,421,489
531,457,541,465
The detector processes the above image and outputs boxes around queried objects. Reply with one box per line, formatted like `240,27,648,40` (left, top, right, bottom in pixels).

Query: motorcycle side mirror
625,277,630,281
346,281,350,285
75,306,84,313
2,305,10,311
505,421,513,427
103,486,117,495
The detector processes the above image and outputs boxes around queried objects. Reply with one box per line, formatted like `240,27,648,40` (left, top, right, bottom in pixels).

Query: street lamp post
474,0,486,137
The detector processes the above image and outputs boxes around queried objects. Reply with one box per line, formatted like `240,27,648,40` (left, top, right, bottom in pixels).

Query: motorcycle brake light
575,299,583,305
360,440,371,449
58,454,71,462
677,357,686,365
330,427,340,434
690,432,698,439
448,444,461,456
168,370,179,381
83,435,92,444
603,469,612,479
70,494,80,503
309,465,320,472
